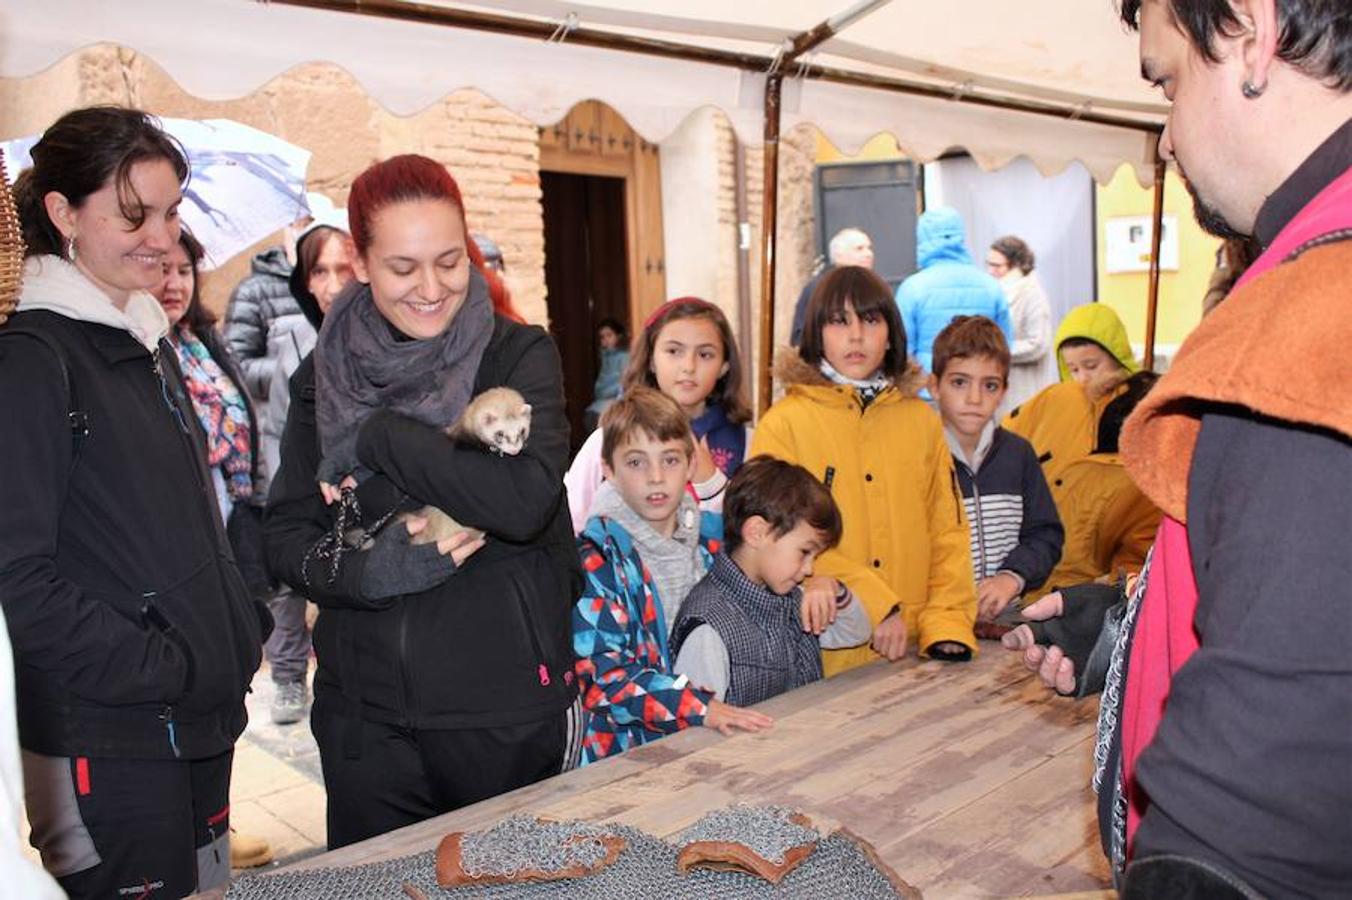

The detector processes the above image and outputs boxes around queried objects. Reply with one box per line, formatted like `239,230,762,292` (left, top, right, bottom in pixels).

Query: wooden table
278,651,1112,898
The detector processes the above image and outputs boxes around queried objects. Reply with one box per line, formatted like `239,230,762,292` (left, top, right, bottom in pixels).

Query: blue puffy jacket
895,207,1014,376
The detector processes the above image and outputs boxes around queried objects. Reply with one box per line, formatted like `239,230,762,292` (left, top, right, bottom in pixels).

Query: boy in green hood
1003,303,1140,490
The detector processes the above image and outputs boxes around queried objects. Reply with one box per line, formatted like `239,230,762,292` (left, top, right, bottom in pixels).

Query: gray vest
671,554,823,707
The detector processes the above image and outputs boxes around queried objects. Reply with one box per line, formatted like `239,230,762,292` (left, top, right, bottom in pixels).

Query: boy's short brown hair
931,315,1011,382
723,456,843,556
600,387,695,466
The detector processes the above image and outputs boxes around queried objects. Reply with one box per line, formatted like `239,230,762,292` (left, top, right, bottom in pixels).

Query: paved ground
226,663,328,871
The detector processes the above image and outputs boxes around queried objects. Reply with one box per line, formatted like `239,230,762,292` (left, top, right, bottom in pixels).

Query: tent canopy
0,0,1161,183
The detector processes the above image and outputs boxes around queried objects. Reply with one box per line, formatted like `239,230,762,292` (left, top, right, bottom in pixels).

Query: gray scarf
591,482,705,633
315,268,494,483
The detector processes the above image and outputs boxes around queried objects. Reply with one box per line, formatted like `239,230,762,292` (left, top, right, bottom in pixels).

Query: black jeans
311,695,576,849
23,749,233,899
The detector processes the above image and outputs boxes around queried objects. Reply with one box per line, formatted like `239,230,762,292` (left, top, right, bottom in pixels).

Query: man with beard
1002,1,1352,897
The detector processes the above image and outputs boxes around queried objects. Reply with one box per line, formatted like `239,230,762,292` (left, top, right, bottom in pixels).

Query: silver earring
1241,79,1266,99
66,235,78,263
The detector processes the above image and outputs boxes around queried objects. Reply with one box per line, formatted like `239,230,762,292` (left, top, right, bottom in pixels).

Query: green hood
1054,303,1140,382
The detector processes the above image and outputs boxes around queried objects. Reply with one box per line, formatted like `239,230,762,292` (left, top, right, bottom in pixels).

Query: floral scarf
173,324,254,500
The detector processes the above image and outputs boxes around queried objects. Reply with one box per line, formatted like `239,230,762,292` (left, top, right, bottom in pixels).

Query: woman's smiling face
355,197,470,340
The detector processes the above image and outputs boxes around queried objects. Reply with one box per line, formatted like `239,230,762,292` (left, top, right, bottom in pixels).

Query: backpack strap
0,326,90,452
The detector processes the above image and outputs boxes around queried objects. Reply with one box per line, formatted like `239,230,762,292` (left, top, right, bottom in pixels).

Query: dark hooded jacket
264,312,581,729
0,261,264,760
259,229,331,482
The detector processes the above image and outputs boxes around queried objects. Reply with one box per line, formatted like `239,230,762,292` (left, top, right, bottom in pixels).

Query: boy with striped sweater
930,317,1064,625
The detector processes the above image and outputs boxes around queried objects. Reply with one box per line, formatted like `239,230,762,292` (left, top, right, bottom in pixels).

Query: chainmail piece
226,817,909,899
458,817,611,877
676,804,819,864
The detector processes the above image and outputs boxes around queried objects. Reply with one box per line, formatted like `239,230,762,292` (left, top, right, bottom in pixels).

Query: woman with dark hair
155,230,264,542
0,106,264,898
752,266,977,670
986,235,1054,409
264,154,578,849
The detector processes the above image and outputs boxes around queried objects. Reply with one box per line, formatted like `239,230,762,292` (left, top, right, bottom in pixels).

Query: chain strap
301,487,405,589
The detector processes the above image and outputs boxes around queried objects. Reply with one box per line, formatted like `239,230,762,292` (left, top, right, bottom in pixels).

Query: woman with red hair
264,155,580,849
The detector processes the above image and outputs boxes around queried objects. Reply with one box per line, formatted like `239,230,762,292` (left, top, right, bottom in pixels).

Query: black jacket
265,316,581,729
0,311,265,759
950,426,1063,591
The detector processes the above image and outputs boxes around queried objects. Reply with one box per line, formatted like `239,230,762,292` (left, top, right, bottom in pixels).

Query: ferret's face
478,406,530,456
355,198,471,341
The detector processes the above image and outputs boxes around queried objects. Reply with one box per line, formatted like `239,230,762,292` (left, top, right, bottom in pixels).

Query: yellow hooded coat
1004,303,1139,488
1030,453,1160,600
1005,303,1159,597
751,354,976,675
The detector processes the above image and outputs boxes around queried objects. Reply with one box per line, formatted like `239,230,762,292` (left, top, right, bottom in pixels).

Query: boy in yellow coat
1004,303,1139,489
752,266,976,675
1004,302,1161,598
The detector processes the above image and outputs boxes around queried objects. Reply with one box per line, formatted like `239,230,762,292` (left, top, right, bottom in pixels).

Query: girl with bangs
565,297,752,534
751,266,977,675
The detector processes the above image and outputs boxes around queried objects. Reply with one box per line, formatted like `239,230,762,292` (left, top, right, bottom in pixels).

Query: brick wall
712,114,817,407
1,46,824,411
0,47,548,324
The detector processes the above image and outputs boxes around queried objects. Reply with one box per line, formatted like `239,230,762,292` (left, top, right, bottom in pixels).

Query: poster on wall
1105,215,1179,273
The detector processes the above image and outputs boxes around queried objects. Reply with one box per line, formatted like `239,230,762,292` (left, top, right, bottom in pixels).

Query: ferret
351,388,531,549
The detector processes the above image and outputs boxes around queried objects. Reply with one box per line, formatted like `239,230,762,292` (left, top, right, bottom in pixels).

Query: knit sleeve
819,591,873,650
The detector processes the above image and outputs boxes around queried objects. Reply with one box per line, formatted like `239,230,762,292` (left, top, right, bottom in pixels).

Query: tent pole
757,73,784,417
1144,158,1166,371
755,2,896,415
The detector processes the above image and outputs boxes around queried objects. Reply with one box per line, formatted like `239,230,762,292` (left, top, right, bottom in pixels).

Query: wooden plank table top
269,650,1112,898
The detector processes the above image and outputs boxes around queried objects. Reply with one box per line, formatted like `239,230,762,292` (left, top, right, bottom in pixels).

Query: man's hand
703,699,774,736
1001,591,1078,695
871,611,908,661
977,572,1022,621
799,576,838,635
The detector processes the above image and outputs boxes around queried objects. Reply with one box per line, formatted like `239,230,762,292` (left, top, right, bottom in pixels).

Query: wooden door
541,172,629,454
540,100,666,321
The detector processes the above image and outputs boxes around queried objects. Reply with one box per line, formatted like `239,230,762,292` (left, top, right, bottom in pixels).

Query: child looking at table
671,456,871,704
572,389,772,764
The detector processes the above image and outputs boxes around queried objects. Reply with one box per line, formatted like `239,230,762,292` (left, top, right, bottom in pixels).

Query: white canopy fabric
0,0,1160,183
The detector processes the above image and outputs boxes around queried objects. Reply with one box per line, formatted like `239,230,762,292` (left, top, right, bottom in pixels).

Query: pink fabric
1121,517,1198,849
1120,166,1352,856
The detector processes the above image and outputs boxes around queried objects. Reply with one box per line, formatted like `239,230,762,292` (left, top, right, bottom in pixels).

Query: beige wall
1,46,820,412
